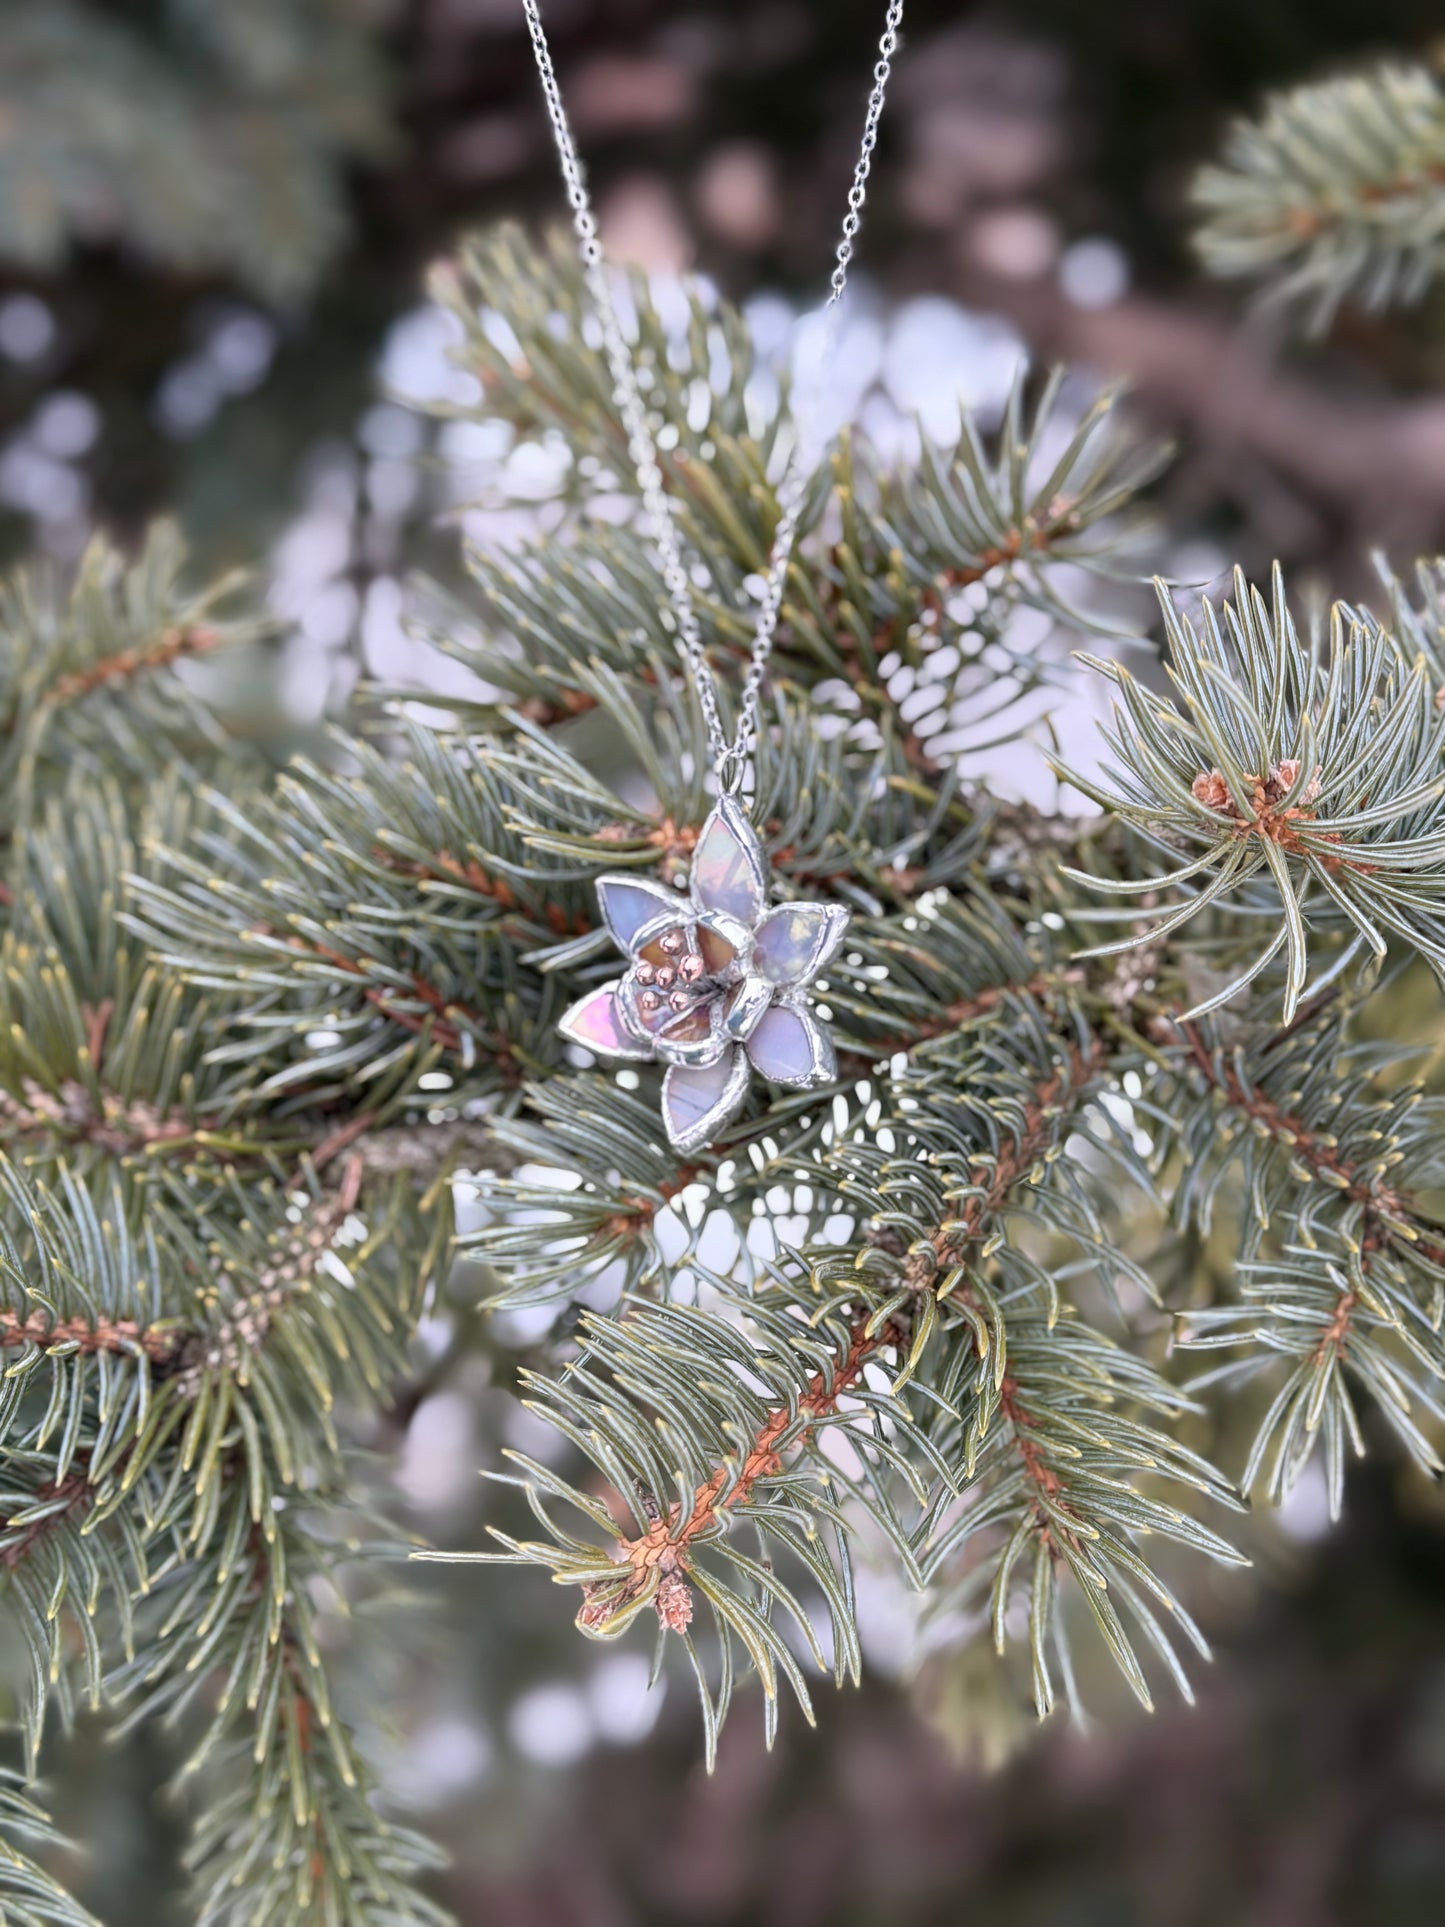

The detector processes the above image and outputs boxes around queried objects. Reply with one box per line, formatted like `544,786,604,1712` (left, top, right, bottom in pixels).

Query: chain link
521,0,904,788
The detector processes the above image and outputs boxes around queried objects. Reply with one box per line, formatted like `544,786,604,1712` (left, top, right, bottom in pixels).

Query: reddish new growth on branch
1190,759,1377,873
1191,759,1321,848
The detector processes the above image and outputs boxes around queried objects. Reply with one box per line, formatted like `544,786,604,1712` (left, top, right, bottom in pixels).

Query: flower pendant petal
596,876,686,953
691,797,769,923
566,800,849,1150
662,1048,752,1154
558,982,653,1059
747,1003,838,1087
753,902,850,987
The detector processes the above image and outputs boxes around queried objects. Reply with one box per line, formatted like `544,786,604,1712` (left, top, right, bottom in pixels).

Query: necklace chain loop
522,0,904,782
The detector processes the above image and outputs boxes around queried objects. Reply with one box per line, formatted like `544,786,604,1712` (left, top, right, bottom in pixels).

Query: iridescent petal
558,983,653,1060
661,1047,752,1152
746,1004,836,1088
690,799,768,924
596,875,687,955
753,902,850,987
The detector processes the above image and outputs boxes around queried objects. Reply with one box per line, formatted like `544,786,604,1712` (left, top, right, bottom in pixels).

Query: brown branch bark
841,970,1080,1072
0,1309,179,1362
374,847,592,938
1162,1014,1438,1250
824,506,1083,778
996,1372,1077,1557
47,625,222,705
927,1039,1108,1566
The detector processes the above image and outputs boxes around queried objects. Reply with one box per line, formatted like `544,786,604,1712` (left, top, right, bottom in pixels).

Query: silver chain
521,0,904,792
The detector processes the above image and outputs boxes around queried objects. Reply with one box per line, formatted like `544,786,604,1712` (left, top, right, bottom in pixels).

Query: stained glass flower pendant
559,799,849,1153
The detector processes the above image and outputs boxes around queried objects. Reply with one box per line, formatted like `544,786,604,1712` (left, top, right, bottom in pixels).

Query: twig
0,1309,179,1362
48,625,221,704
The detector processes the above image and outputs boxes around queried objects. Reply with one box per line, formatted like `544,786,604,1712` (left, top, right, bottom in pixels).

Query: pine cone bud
655,1569,694,1633
1191,768,1232,812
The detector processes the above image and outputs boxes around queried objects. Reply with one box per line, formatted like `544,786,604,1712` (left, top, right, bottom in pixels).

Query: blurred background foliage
3,2,1445,1922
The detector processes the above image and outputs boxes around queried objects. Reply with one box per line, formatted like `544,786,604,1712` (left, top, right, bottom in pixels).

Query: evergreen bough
1192,59,1445,326
0,3,393,301
1,112,1445,1923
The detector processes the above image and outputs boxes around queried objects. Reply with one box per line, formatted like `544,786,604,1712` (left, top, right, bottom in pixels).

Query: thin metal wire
521,0,904,791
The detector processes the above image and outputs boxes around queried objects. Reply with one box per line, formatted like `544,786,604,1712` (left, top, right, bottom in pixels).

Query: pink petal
558,983,651,1060
753,903,850,987
690,799,767,923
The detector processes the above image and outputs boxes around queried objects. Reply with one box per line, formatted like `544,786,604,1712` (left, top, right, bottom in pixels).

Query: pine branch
1066,565,1445,1022
0,1154,446,1912
0,1445,159,1771
1366,553,1445,700
277,930,523,1074
0,5,395,300
18,180,1445,1906
0,1775,99,1927
431,230,1158,779
1149,1000,1445,1510
0,1060,215,1163
1160,1012,1440,1243
578,1311,906,1641
917,1295,1242,1718
0,528,256,840
472,992,1242,1739
111,1500,449,1926
0,1466,94,1572
1193,61,1445,327
166,1155,366,1395
592,1033,1109,1634
0,1309,177,1362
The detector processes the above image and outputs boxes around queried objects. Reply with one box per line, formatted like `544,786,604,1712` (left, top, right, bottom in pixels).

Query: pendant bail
715,745,750,797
